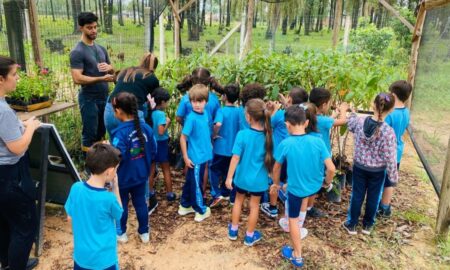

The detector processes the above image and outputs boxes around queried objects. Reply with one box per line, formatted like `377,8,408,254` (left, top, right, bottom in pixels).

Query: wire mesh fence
409,4,450,193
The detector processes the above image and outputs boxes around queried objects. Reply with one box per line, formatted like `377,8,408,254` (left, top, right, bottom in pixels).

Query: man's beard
86,34,97,41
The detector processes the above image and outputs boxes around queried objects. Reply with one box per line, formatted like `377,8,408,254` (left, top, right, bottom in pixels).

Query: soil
34,137,449,270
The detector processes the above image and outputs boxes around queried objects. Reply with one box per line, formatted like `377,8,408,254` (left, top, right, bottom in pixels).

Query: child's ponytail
373,92,395,136
132,102,146,151
263,108,274,173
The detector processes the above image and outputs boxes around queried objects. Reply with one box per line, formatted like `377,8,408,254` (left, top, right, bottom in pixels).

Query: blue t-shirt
176,92,220,125
232,128,270,192
275,134,331,198
152,110,169,141
271,109,289,148
65,182,123,269
317,115,335,154
182,111,213,164
213,106,241,156
238,106,250,130
385,107,410,162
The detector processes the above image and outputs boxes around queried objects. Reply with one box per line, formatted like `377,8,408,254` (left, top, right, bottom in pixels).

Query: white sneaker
117,233,128,243
279,217,289,232
300,227,308,239
139,233,150,243
194,207,211,222
178,205,196,216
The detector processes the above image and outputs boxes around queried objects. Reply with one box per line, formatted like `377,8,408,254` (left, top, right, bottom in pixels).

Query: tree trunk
296,12,304,35
253,1,258,28
290,16,297,30
137,0,141,25
66,0,71,20
226,0,231,27
281,15,288,35
98,0,104,26
209,0,212,26
102,0,113,34
270,3,281,50
3,0,26,69
50,0,56,21
118,0,124,26
304,0,313,35
0,4,3,32
352,0,360,29
201,0,206,28
332,0,343,48
72,0,82,33
141,0,145,23
187,0,200,41
132,0,136,24
241,0,255,58
376,3,383,28
329,0,336,30
218,0,222,31
94,0,98,17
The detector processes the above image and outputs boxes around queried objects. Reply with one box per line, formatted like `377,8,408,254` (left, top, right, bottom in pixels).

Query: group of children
65,66,412,268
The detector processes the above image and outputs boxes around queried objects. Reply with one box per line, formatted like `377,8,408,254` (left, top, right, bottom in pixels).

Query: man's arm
71,69,114,85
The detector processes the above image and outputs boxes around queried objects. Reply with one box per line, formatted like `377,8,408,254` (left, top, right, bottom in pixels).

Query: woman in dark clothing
104,53,159,136
0,56,41,270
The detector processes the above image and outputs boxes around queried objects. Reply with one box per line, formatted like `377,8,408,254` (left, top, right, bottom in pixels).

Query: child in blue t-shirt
65,143,123,270
225,98,274,246
209,84,241,207
110,92,157,244
308,87,348,218
238,83,267,130
378,81,412,217
148,88,176,215
178,84,213,222
270,105,335,268
261,87,309,218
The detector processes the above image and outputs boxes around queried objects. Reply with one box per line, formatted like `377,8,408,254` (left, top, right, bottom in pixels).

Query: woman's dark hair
240,83,266,107
389,80,412,102
176,67,223,94
309,87,331,108
302,102,318,133
374,92,395,136
86,143,121,175
112,92,146,151
139,52,158,72
223,83,240,103
245,99,274,173
289,87,309,105
0,56,16,78
148,87,170,126
285,105,307,126
78,12,98,26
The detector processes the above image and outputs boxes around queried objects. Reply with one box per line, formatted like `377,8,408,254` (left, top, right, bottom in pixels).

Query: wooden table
17,102,76,122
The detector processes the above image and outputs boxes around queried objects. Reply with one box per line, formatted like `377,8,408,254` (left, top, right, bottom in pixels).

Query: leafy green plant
8,66,56,104
351,19,395,56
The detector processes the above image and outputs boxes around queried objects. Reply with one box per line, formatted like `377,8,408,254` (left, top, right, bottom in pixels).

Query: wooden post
240,0,255,60
436,136,450,237
209,23,241,56
332,0,343,49
239,11,245,57
29,0,43,67
144,7,151,51
159,13,165,64
169,0,197,59
378,0,414,33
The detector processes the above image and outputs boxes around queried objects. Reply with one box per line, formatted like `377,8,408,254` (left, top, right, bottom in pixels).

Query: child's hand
278,93,288,107
147,94,156,110
225,177,233,190
166,117,171,125
184,157,194,168
269,184,280,195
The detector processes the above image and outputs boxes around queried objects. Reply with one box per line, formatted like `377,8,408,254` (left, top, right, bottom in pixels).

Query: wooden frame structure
406,0,450,237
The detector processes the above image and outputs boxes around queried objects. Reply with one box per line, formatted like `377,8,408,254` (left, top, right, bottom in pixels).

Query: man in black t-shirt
70,12,114,152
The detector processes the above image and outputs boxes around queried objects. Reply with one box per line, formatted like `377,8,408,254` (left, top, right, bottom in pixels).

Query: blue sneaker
261,202,278,218
166,192,177,202
228,224,238,240
281,245,304,267
244,230,262,246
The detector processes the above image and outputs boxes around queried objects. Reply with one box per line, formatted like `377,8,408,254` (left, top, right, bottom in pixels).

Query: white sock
298,211,307,228
307,207,312,211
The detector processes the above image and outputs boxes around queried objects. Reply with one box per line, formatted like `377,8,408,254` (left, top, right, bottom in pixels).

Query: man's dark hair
289,87,308,105
78,12,98,27
85,143,121,175
223,83,240,103
389,80,412,102
309,87,331,108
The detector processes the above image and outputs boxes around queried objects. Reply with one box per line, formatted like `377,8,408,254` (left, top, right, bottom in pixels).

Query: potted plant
6,67,56,112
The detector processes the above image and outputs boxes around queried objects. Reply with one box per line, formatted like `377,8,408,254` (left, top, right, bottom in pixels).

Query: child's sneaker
178,205,195,216
306,207,325,218
278,189,287,204
210,196,224,208
166,192,177,202
260,202,278,218
244,230,262,246
194,207,211,222
148,195,158,216
228,224,238,240
342,221,357,235
117,233,128,243
139,232,150,243
361,225,373,235
377,204,392,218
281,245,304,267
279,217,290,232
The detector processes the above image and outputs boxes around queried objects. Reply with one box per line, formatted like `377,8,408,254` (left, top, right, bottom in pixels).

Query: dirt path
35,138,449,269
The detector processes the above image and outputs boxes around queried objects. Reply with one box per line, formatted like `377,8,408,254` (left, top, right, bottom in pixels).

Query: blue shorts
280,161,287,183
384,163,400,188
154,139,169,163
235,185,265,197
74,261,118,270
286,192,307,218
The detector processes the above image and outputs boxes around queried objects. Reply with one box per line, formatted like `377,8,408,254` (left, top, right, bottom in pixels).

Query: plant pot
326,185,342,203
336,173,346,190
6,96,53,112
346,170,353,187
